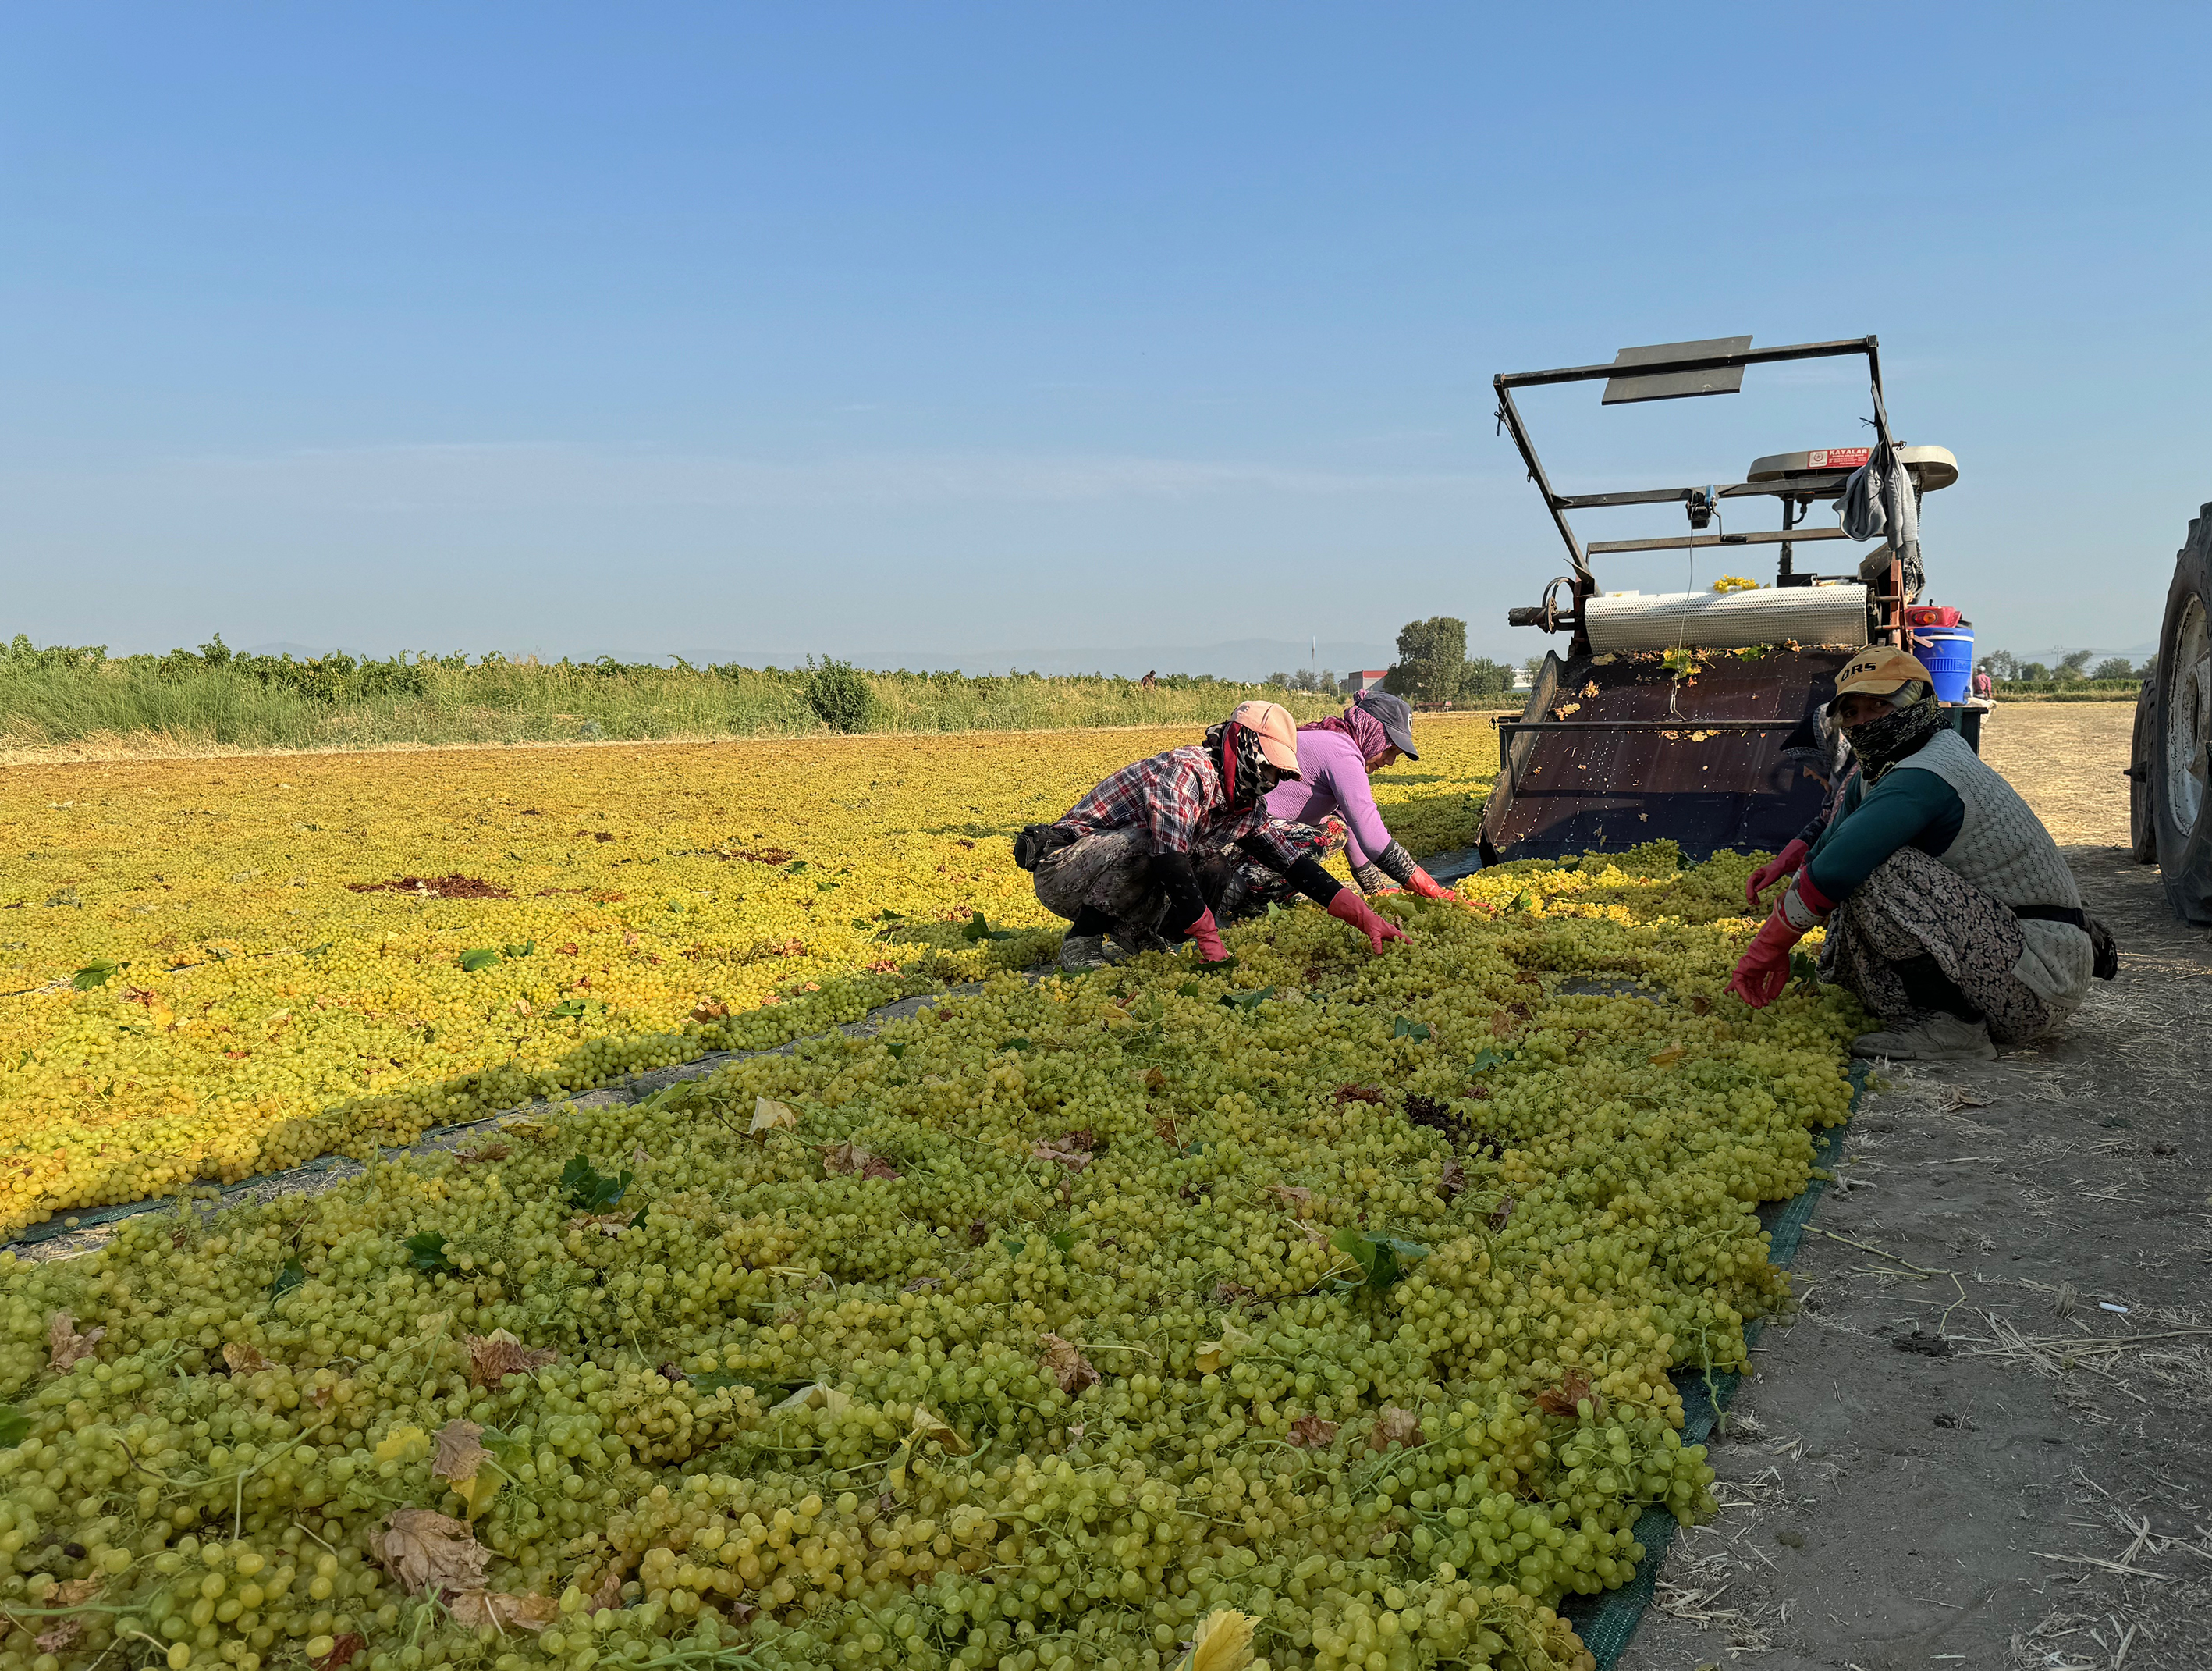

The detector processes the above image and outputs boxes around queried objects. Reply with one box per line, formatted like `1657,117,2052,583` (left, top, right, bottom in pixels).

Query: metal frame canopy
1493,335,1912,649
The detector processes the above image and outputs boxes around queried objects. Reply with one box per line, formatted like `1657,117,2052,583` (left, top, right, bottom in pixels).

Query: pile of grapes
1,850,1860,1671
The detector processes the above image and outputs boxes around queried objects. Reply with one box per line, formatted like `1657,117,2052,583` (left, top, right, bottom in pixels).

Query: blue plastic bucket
1917,626,1974,703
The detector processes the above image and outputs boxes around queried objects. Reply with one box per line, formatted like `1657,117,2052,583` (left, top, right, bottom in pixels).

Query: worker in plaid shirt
1016,701,1410,972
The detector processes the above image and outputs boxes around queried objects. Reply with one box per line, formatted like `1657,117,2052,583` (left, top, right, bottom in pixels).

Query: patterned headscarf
1300,701,1394,766
1847,684,1946,784
1202,716,1276,809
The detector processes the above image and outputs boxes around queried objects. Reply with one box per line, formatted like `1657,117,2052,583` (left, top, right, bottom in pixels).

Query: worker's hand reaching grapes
1328,890,1411,953
1745,838,1811,908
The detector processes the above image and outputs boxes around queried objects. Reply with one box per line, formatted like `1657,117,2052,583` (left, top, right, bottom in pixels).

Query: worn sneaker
1848,1012,1998,1061
1056,934,1125,973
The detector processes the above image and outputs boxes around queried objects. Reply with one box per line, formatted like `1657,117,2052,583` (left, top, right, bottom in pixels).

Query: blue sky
5,3,2208,669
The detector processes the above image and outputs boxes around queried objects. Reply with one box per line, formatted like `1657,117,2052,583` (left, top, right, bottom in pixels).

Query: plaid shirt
1056,745,1295,869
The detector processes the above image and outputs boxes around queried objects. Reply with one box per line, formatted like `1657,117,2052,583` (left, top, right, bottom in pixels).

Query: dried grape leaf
750,1096,800,1136
431,1420,488,1484
47,1311,103,1371
371,1509,491,1598
822,1140,901,1181
1038,1333,1099,1394
466,1329,559,1387
1534,1371,1604,1420
771,1382,853,1416
1438,1157,1467,1200
310,1634,364,1671
1185,1608,1256,1671
1287,1415,1339,1449
1648,1043,1686,1068
222,1342,274,1375
909,1404,971,1454
447,1589,559,1633
1368,1406,1425,1452
1031,1139,1093,1171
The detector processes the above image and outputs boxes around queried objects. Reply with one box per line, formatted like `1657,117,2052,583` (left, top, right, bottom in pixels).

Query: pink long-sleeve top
1262,727,1394,866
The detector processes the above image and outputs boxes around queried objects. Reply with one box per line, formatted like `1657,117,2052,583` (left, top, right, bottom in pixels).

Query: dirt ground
1623,702,2212,1671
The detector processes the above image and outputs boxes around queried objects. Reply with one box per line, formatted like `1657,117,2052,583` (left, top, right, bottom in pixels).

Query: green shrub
804,657,879,734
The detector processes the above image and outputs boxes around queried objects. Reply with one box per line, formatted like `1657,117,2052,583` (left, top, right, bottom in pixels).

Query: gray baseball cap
1354,690,1419,760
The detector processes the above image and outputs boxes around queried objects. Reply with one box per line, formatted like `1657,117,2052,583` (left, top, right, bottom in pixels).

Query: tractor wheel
2150,504,2212,921
2128,677,2157,862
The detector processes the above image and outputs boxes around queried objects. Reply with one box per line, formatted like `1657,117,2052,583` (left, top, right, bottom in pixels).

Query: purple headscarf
1301,702,1394,767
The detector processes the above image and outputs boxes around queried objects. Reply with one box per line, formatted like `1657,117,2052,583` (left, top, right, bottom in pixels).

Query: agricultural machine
2127,508,2212,922
1477,333,1970,865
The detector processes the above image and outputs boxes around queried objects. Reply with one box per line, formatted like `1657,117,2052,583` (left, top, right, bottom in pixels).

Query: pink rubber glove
1406,867,1456,902
1328,890,1410,953
1745,838,1811,908
1183,908,1230,963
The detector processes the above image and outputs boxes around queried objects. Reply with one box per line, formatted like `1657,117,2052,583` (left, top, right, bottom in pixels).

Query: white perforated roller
1584,584,1869,652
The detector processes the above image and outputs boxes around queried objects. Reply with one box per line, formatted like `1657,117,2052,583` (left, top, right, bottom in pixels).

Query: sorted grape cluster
1,845,1858,1671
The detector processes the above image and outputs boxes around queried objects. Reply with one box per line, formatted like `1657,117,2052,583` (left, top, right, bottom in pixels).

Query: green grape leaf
72,960,119,990
885,1042,907,1060
1510,891,1536,913
876,908,904,922
1049,1230,1076,1255
815,880,842,892
786,861,809,873
1329,1227,1429,1292
404,1230,457,1275
1001,1237,1026,1257
1265,901,1284,920
1468,1047,1517,1073
1177,981,1204,999
271,1254,307,1299
961,912,1017,943
1220,986,1277,1012
1790,951,1820,987
1001,1037,1031,1052
543,998,591,1020
458,948,502,972
0,1405,28,1448
1392,1017,1433,1041
560,1155,634,1212
502,940,537,958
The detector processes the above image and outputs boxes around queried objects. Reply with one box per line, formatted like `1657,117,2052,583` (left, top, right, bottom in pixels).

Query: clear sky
6,3,2209,668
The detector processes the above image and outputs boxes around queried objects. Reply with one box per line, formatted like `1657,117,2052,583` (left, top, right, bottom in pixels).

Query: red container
1905,605,1962,628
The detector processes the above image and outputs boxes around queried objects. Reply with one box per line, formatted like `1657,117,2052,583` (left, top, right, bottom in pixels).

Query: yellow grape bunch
1,844,1862,1671
0,726,1503,1240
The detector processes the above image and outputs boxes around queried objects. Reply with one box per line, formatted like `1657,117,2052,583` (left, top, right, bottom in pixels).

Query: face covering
1202,719,1279,808
1845,686,1944,783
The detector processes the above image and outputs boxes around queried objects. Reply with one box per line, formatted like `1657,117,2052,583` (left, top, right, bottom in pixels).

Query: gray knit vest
1895,727,2093,1009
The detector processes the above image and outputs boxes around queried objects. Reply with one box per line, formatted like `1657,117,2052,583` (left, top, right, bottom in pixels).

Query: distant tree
2139,654,2158,681
1387,617,1468,702
2020,661,2051,681
1523,654,1546,681
2056,649,2094,681
2091,657,2135,681
1265,670,1294,689
1983,649,2018,681
1460,658,1511,699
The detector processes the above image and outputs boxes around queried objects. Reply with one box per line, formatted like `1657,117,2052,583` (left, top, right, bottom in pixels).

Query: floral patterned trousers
1818,844,2054,1044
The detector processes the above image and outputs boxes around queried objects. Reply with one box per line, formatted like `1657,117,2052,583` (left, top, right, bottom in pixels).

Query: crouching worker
1203,691,1459,920
1014,701,1411,973
1729,649,2105,1060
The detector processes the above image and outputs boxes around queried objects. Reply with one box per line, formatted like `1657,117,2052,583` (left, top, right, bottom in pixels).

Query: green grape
0,853,1855,1671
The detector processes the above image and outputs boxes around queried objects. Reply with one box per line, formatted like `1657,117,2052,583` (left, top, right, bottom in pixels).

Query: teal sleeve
1808,776,1862,866
1804,769,1965,902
